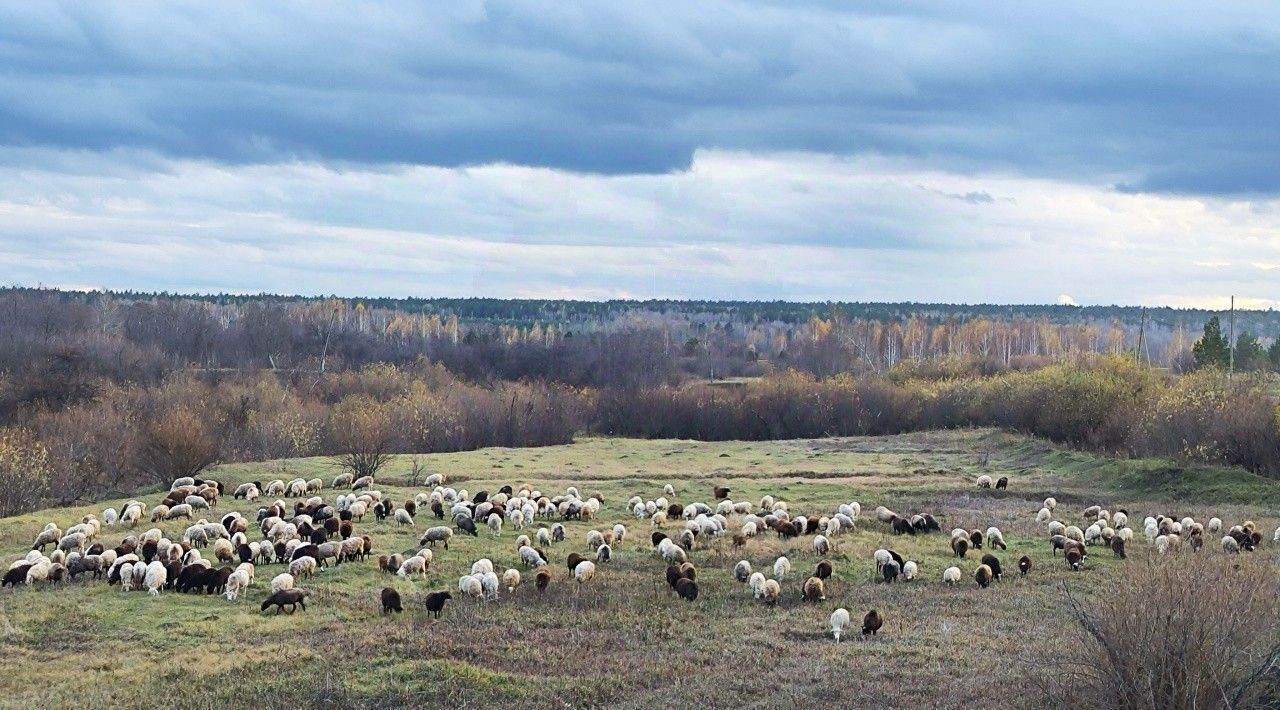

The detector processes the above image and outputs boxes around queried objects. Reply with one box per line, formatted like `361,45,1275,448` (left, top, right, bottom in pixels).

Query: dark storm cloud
2,1,1279,193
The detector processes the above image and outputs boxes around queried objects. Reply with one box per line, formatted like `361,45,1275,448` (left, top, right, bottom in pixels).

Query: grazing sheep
862,610,883,636
773,556,790,580
1044,497,1057,510
270,573,294,594
424,590,452,618
1065,547,1084,570
986,527,1007,550
1112,511,1128,529
995,476,1008,490
1222,535,1241,554
761,579,781,606
260,588,311,614
535,568,552,592
812,535,831,556
1112,536,1128,558
881,560,900,584
596,544,612,564
480,571,499,600
420,526,454,549
831,608,851,642
815,559,833,580
458,575,484,600
1018,555,1032,576
224,569,251,601
1035,507,1051,523
749,572,767,598
976,475,992,488
397,555,429,579
574,560,596,585
975,564,993,588
380,587,403,614
675,578,698,601
902,560,918,581
289,556,317,580
734,560,752,583
951,536,970,558
503,568,521,592
143,561,167,596
1207,517,1223,534
802,576,826,602
394,508,414,527
980,554,1003,581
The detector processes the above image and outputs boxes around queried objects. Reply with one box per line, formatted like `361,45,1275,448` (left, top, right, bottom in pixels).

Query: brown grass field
0,428,1277,709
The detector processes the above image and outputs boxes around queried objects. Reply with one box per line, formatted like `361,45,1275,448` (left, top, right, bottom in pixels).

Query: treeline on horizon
0,288,1277,515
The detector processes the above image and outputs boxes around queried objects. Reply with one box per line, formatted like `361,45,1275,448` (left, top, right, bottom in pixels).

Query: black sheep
204,567,234,595
431,501,444,520
473,491,489,505
815,559,833,580
891,516,915,536
237,544,254,564
881,560,900,583
339,520,353,540
380,587,403,614
1018,555,1033,576
2,564,32,587
1111,537,1127,559
969,530,984,550
651,531,668,547
665,565,683,589
713,486,730,500
292,544,320,563
310,529,328,545
995,476,1008,490
456,516,478,537
175,565,205,593
675,578,698,601
423,591,452,618
980,554,1003,581
261,588,311,614
862,610,883,636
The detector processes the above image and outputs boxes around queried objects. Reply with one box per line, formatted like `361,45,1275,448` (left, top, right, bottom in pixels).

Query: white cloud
1057,294,1078,306
0,149,1279,303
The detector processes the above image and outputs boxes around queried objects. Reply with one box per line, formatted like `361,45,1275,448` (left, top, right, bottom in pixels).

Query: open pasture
0,429,1277,709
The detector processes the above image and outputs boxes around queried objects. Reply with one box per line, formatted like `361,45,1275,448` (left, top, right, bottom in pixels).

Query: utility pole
1136,307,1146,365
1229,295,1235,379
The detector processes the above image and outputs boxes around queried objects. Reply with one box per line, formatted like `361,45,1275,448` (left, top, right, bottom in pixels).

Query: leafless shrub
1039,553,1280,709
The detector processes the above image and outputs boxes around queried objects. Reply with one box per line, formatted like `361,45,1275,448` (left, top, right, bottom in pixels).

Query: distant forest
0,287,1277,514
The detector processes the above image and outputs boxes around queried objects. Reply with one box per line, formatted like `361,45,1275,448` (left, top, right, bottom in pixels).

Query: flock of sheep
5,467,1278,644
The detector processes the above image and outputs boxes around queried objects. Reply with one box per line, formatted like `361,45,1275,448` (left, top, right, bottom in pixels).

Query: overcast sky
1,2,1278,307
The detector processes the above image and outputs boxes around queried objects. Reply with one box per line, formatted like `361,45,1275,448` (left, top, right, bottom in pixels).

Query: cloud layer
1,2,1279,304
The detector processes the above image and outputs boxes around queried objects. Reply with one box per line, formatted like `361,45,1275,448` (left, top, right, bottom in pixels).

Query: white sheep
503,568,521,592
985,527,1006,550
1112,511,1128,529
270,573,295,594
612,524,626,545
458,575,483,600
748,571,766,598
1222,535,1240,554
902,561,918,581
487,513,502,537
397,555,429,579
943,566,961,585
976,475,992,488
812,535,830,556
103,508,118,526
1273,526,1280,543
1208,517,1223,534
1035,507,1051,523
224,569,251,601
143,561,167,596
773,556,790,580
471,559,494,576
574,560,596,585
1044,497,1057,510
395,508,414,527
289,556,317,579
830,608,851,643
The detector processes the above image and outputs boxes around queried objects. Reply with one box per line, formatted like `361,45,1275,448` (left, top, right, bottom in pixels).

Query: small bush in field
1042,553,1280,710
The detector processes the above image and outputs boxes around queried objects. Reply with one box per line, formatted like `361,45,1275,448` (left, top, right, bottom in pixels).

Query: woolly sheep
976,475,992,488
397,555,429,579
773,556,790,579
471,559,494,576
749,572,766,598
943,566,961,585
224,569,251,600
986,527,1007,550
802,576,826,602
270,573,294,594
902,560,918,581
395,508,414,527
830,608,851,642
596,544,612,563
734,560,752,583
1035,507,1051,523
503,568,521,592
574,560,596,584
1047,521,1065,537
811,535,831,556
420,526,454,549
1208,517,1223,533
1112,511,1128,529
480,571,500,599
761,579,781,605
289,556,317,579
1044,497,1057,510
1222,535,1240,553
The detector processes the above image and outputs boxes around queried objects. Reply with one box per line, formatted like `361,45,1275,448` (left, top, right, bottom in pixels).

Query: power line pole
1229,295,1235,379
1136,307,1146,364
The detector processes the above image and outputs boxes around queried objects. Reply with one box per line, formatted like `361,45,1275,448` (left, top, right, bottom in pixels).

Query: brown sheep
567,552,586,573
969,530,984,550
713,486,730,500
666,565,683,589
260,588,311,614
951,536,970,558
679,562,696,581
423,591,452,618
732,534,746,548
1018,555,1032,576
815,559,833,580
1112,537,1127,559
802,576,826,602
1065,547,1084,570
380,587,402,614
862,610,883,636
535,568,551,592
975,564,993,588
674,578,698,601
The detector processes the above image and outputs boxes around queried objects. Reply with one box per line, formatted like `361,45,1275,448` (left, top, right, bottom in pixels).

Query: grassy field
0,428,1277,709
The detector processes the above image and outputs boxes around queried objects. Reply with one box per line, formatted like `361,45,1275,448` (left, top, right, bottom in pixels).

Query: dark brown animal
261,588,311,614
666,565,683,589
802,576,826,601
380,587,402,614
975,564,993,588
980,554,1002,581
651,531,668,547
567,552,586,573
732,534,746,548
815,559,833,580
1065,547,1084,569
422,588,453,616
679,562,696,581
891,517,915,535
1112,537,1127,558
1018,555,1032,576
535,568,551,592
995,476,1008,490
713,487,730,500
862,610,883,636
674,578,698,601
969,530,984,550
951,536,970,558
